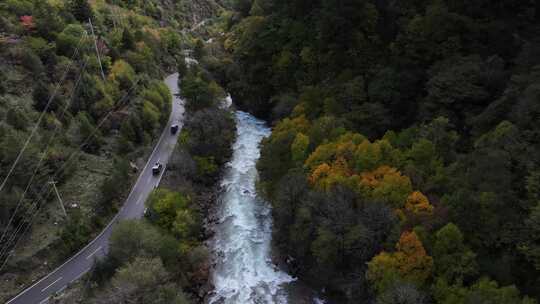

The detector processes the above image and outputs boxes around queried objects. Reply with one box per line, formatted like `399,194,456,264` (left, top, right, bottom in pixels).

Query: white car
152,162,163,175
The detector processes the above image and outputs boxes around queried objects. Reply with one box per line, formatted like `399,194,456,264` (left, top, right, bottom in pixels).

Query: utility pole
88,18,106,81
49,180,67,217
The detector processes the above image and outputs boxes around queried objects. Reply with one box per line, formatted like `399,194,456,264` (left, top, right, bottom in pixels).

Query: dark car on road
170,124,179,134
152,162,163,175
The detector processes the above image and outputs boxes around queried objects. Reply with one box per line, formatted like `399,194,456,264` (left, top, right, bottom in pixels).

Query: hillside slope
207,0,540,303
0,0,196,301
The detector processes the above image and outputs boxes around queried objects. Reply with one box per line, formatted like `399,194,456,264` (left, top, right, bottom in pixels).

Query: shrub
6,108,27,130
141,100,160,131
23,51,44,74
108,59,136,90
32,81,52,112
58,210,92,256
56,24,87,56
98,158,130,214
69,0,93,22
4,0,33,16
25,37,53,60
0,72,6,94
194,156,218,183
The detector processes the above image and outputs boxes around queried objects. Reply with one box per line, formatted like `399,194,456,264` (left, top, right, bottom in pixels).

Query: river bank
204,110,333,304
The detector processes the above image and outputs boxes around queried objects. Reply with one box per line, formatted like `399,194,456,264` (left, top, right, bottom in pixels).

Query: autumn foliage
360,166,413,208
405,191,434,216
19,16,35,31
309,157,356,191
237,0,540,301
367,231,434,292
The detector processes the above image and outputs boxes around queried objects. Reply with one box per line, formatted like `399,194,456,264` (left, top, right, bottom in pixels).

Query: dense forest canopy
209,0,540,302
1,0,540,303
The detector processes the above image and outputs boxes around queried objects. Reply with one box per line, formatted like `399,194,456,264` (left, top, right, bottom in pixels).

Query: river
209,111,295,304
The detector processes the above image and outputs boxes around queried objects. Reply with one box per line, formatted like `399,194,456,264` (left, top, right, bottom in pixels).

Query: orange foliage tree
304,133,407,195
405,191,434,216
367,231,433,293
309,157,358,191
360,166,413,208
304,132,366,171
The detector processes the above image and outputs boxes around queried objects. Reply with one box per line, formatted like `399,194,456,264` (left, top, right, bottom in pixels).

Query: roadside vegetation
0,0,190,301
208,0,540,303
82,190,202,304
179,65,235,185
55,20,236,302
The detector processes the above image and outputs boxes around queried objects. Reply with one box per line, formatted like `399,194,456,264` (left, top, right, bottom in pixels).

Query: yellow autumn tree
366,251,400,292
304,132,365,171
309,157,358,191
309,163,331,188
394,231,434,282
291,133,310,164
405,191,434,216
367,231,433,293
360,166,413,208
302,133,414,201
274,115,311,137
258,114,311,182
109,59,135,90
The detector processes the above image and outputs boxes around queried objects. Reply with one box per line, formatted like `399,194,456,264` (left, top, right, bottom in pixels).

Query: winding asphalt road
6,73,185,304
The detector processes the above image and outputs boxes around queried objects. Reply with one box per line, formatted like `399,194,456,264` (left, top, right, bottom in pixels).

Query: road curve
6,73,185,304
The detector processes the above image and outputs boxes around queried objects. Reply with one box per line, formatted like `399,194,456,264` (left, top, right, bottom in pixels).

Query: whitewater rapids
209,111,295,304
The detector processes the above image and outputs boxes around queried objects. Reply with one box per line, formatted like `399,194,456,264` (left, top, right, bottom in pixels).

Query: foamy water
209,111,295,304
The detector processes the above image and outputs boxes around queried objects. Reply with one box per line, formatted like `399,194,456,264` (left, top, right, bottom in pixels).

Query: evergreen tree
32,81,51,112
77,112,102,153
0,72,6,95
6,108,28,131
121,28,135,51
193,39,205,61
70,0,93,23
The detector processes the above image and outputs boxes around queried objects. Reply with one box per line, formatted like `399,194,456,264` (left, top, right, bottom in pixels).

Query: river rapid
208,111,295,304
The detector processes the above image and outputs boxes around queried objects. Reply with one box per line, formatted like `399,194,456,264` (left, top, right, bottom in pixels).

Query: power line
0,12,146,272
0,189,54,272
88,18,106,81
49,78,141,180
0,78,141,267
0,35,87,196
0,60,89,263
0,186,53,263
0,56,89,248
